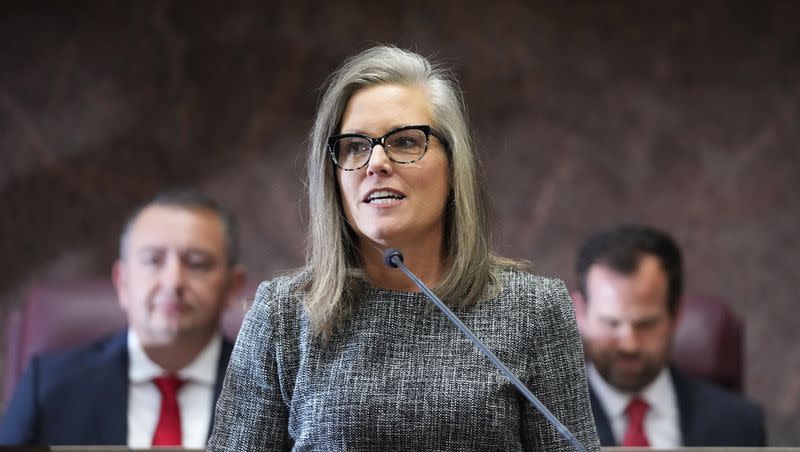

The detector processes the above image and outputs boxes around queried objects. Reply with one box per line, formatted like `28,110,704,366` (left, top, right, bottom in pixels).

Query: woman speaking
208,45,599,451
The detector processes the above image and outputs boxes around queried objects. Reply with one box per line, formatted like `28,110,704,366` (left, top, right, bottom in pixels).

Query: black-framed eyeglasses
327,125,440,171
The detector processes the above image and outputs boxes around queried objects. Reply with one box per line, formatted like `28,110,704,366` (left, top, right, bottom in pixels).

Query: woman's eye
347,142,366,154
394,138,415,148
388,133,423,149
340,139,368,155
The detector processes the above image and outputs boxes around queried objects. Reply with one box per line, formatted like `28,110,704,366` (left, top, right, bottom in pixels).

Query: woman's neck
359,237,445,292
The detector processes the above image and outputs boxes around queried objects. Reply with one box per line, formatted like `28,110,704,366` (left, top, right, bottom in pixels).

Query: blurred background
0,0,798,445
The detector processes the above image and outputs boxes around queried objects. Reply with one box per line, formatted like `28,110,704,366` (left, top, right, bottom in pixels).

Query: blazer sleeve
207,280,292,452
0,356,40,445
520,277,600,452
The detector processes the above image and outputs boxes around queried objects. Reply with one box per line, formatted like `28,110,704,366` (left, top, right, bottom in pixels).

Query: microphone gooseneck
381,248,587,452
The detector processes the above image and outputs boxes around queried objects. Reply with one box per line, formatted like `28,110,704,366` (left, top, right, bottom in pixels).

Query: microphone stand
383,248,587,452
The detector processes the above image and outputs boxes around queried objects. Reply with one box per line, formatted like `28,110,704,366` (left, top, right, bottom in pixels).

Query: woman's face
336,83,450,250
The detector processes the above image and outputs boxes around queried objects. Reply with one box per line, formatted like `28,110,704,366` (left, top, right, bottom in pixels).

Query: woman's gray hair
304,45,517,340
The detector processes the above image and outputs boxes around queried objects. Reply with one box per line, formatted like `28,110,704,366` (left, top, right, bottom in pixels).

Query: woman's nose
366,144,393,176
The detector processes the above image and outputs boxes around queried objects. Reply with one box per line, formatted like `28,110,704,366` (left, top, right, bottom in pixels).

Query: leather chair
573,291,744,393
671,293,743,393
3,280,258,405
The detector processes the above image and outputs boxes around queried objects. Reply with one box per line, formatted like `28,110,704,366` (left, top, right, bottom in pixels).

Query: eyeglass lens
333,128,427,170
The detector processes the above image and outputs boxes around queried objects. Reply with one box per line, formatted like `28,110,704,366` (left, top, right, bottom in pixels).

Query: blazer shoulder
493,266,580,350
32,331,127,380
673,369,765,445
495,265,571,306
2,331,129,445
238,270,310,347
678,371,762,417
252,268,310,313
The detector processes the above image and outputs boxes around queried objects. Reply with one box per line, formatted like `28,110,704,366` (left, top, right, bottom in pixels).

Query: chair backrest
572,291,744,393
671,293,743,392
3,280,258,405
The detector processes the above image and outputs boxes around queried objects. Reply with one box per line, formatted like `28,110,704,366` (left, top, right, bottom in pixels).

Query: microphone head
383,248,404,268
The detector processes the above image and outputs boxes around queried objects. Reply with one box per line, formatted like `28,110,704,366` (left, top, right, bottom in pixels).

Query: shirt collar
588,363,676,420
127,329,222,385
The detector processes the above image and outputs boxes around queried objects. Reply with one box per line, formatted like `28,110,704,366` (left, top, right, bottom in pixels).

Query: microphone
383,248,404,267
383,248,587,452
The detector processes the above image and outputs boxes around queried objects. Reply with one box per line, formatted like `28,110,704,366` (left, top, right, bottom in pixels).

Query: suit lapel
91,331,129,444
71,332,233,444
671,367,700,446
589,367,700,447
207,338,234,439
588,383,617,446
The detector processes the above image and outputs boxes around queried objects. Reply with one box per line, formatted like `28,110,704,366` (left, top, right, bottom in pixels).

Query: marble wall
1,0,798,444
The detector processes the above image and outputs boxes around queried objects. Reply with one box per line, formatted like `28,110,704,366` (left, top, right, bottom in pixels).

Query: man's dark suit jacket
589,367,766,447
0,330,234,445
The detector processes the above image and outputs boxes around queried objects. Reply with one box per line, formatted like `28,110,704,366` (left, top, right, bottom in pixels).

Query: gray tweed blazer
208,266,600,451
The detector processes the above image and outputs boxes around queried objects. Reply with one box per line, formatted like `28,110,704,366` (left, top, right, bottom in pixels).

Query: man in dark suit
0,191,246,447
573,224,765,447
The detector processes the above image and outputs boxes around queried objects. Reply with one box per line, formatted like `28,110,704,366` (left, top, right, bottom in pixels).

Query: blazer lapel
588,383,617,446
671,367,700,446
207,338,234,439
91,331,129,444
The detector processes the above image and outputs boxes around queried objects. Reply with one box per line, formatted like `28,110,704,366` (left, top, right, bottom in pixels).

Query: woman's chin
358,227,407,248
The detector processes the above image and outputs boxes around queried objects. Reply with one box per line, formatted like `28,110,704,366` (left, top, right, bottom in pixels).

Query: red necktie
622,397,650,447
152,375,185,446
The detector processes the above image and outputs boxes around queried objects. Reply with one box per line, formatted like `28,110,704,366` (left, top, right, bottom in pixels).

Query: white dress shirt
588,364,682,448
126,330,221,448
